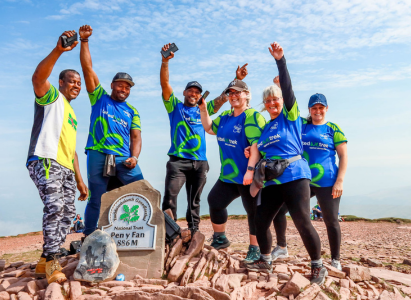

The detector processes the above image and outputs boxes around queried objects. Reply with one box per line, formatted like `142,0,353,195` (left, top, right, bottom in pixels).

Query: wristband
80,38,89,42
247,166,254,171
132,156,138,164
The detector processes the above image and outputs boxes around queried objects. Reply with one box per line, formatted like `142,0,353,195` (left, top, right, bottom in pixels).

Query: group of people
27,25,347,286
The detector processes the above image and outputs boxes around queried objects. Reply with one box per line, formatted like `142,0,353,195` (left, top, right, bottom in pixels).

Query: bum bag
250,155,301,197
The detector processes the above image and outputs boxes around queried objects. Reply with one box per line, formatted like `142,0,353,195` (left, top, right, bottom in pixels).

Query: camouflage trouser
28,159,76,256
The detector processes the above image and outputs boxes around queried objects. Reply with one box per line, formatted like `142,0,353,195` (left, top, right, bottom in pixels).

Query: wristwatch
132,156,139,164
247,166,254,171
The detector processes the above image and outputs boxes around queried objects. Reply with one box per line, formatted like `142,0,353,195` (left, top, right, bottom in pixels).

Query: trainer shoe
246,258,273,274
331,259,342,271
310,264,328,285
271,245,289,261
210,234,231,250
45,255,67,284
243,246,261,264
34,256,46,278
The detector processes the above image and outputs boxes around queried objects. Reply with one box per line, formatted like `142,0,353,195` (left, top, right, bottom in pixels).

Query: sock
261,254,272,263
214,231,225,238
278,245,287,249
311,259,323,267
249,245,259,251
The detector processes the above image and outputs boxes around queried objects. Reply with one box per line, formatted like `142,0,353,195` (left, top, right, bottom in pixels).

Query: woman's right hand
273,76,280,88
268,42,284,60
236,63,248,80
244,146,251,158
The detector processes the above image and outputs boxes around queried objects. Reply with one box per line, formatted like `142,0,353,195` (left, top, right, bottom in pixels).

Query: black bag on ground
163,211,181,244
69,240,82,255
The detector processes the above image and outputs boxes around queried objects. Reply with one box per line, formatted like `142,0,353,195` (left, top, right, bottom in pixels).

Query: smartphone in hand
197,91,210,105
61,33,78,48
161,43,179,58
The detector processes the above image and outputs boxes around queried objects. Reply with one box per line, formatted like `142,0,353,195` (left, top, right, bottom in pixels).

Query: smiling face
111,81,131,102
264,95,284,119
227,89,248,109
59,72,81,101
183,87,202,106
309,103,328,124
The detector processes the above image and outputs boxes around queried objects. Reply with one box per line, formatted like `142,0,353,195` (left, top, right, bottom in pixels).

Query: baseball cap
185,81,202,93
224,79,249,94
112,72,135,87
308,93,327,107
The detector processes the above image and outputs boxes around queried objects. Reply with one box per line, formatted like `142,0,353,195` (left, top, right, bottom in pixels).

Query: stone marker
74,230,120,283
98,180,164,280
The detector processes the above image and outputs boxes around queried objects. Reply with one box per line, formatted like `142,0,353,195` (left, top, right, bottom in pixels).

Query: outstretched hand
161,43,175,62
79,25,93,39
268,42,284,60
236,63,248,80
56,30,79,52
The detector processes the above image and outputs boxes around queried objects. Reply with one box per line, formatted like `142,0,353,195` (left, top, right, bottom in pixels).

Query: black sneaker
189,226,199,236
310,265,328,285
210,234,230,250
246,258,273,274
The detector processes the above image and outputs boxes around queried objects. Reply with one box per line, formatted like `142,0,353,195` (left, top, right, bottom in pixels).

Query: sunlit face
227,89,247,108
183,87,202,106
59,72,81,101
309,104,328,123
111,81,131,102
264,95,283,119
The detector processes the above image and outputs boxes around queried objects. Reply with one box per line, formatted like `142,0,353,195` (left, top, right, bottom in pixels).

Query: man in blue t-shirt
79,25,144,236
160,43,228,233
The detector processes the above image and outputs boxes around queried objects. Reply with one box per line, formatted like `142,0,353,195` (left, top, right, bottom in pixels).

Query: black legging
272,186,341,260
208,179,257,235
255,178,321,260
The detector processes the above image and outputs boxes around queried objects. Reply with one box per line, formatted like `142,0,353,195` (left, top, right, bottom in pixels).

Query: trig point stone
98,180,164,280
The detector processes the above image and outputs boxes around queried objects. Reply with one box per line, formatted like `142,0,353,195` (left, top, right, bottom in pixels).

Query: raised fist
268,42,284,60
273,76,280,88
161,43,175,62
79,25,93,39
56,30,78,52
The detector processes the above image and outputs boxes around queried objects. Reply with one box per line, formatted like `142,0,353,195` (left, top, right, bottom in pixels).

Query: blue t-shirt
163,92,216,161
302,119,347,187
212,109,266,184
257,101,311,186
85,84,141,156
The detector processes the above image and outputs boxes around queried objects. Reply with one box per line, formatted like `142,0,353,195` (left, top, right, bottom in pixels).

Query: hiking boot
246,258,273,274
243,246,261,264
34,256,46,278
271,245,289,261
310,264,328,285
45,256,67,284
331,259,342,271
210,234,230,250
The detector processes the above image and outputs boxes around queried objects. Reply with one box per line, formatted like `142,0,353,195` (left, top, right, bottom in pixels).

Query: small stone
403,259,411,266
6,279,31,294
99,281,134,288
0,291,10,300
44,282,64,300
324,264,346,279
340,279,349,289
274,265,289,274
295,283,321,300
340,287,351,300
9,263,24,269
281,272,310,297
314,291,331,300
278,274,291,281
16,292,31,300
34,279,47,291
24,281,38,295
378,290,392,300
342,264,371,282
248,272,258,281
69,281,82,300
3,271,26,278
0,261,6,272
367,258,383,267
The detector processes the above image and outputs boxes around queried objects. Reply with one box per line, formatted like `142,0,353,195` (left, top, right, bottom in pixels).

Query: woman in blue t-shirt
270,92,348,270
244,42,327,285
199,75,266,263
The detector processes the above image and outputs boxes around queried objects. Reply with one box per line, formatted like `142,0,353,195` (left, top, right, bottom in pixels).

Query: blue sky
0,0,410,236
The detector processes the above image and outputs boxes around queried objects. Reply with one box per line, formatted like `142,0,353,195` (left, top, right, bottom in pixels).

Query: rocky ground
0,219,411,300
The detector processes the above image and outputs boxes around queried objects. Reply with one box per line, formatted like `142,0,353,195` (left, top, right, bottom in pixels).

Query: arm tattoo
213,94,228,113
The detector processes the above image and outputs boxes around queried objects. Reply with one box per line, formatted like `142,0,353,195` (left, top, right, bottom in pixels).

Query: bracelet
132,156,139,163
80,38,89,42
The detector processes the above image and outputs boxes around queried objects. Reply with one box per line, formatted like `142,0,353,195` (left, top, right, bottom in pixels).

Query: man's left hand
77,182,89,201
125,157,137,169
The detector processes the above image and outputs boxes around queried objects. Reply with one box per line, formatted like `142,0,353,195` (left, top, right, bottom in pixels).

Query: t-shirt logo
123,110,131,118
233,124,242,133
269,122,278,132
320,133,329,140
68,113,77,131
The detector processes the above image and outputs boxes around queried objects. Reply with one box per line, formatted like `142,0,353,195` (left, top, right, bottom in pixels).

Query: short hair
260,85,283,112
59,69,80,81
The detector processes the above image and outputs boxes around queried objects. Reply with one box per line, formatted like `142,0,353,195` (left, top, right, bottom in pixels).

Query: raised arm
268,42,295,111
198,99,215,135
160,43,174,101
79,25,99,93
32,30,79,97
